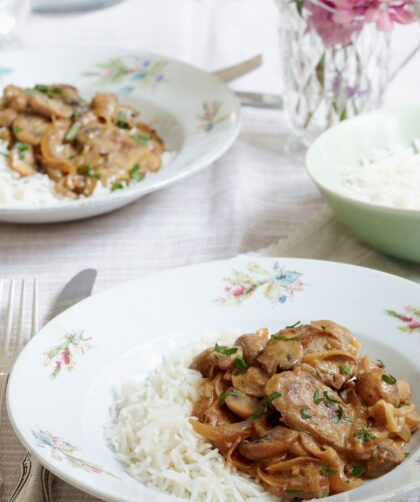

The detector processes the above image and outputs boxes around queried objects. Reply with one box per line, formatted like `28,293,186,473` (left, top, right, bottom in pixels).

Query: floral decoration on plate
197,101,229,132
32,429,118,477
216,261,304,305
386,306,420,334
44,330,93,377
82,57,168,90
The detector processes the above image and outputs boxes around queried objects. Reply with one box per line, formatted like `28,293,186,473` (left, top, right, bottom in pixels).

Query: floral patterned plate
0,47,241,223
7,257,420,501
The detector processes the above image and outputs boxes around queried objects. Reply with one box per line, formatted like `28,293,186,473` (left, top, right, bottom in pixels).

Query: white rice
339,139,420,210
0,140,175,207
108,331,277,502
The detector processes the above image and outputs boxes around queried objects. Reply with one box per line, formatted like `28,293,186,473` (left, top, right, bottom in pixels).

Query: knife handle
8,453,53,502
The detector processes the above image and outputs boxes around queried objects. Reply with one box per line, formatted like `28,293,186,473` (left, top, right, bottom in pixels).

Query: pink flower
305,0,417,46
228,285,245,297
408,321,420,330
56,351,70,366
365,0,416,30
306,0,363,46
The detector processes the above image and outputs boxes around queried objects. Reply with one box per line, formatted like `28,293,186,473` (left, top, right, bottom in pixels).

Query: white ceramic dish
7,257,420,501
0,47,241,223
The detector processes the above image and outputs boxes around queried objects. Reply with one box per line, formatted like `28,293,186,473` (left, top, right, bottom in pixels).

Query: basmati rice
109,331,277,502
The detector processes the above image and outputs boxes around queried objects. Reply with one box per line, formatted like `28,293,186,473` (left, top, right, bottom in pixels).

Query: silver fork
0,279,38,489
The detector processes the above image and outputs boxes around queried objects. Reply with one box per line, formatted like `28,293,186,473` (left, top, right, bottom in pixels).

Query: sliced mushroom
190,348,216,378
257,336,303,374
356,367,400,407
8,143,36,176
235,328,269,364
0,126,11,142
212,345,243,371
29,92,73,119
397,380,411,404
0,108,18,127
364,438,405,478
224,388,261,419
232,366,269,397
239,426,299,460
302,352,357,390
12,114,49,146
92,93,119,123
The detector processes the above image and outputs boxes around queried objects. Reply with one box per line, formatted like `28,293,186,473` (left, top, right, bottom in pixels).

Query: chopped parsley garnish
111,182,124,191
65,124,80,142
354,427,375,442
219,389,241,405
132,133,151,145
405,452,410,458
376,359,385,368
34,84,62,98
323,391,340,406
351,465,365,477
313,389,323,404
285,489,303,494
320,461,337,476
320,325,327,330
247,392,281,420
382,374,397,385
214,343,238,356
266,392,281,406
247,408,265,420
286,321,301,329
77,165,101,179
34,84,49,93
116,111,129,129
300,408,311,420
15,142,28,159
15,142,28,152
339,364,351,376
313,391,347,423
12,126,22,135
233,356,249,375
129,163,144,182
271,332,302,342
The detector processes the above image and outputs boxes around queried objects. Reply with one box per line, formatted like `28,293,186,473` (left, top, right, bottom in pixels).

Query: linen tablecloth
0,0,419,500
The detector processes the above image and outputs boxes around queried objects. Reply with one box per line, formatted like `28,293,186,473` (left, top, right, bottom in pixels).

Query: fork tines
0,279,38,360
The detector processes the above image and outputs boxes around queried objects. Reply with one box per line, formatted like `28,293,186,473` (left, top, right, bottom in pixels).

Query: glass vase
275,0,391,152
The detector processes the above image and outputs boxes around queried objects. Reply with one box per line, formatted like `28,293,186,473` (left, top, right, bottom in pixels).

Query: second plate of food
7,257,420,501
0,47,241,223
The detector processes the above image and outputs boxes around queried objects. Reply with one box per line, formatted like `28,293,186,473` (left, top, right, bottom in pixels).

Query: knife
212,55,284,110
8,269,98,502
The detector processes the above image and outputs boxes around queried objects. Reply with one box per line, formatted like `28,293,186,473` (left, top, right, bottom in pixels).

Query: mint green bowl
305,107,420,263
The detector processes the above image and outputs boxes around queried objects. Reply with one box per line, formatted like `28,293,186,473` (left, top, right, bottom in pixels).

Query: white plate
7,257,420,501
0,48,241,223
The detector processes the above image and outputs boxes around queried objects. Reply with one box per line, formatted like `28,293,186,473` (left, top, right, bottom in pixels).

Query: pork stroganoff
110,322,419,501
190,321,419,499
0,83,165,201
